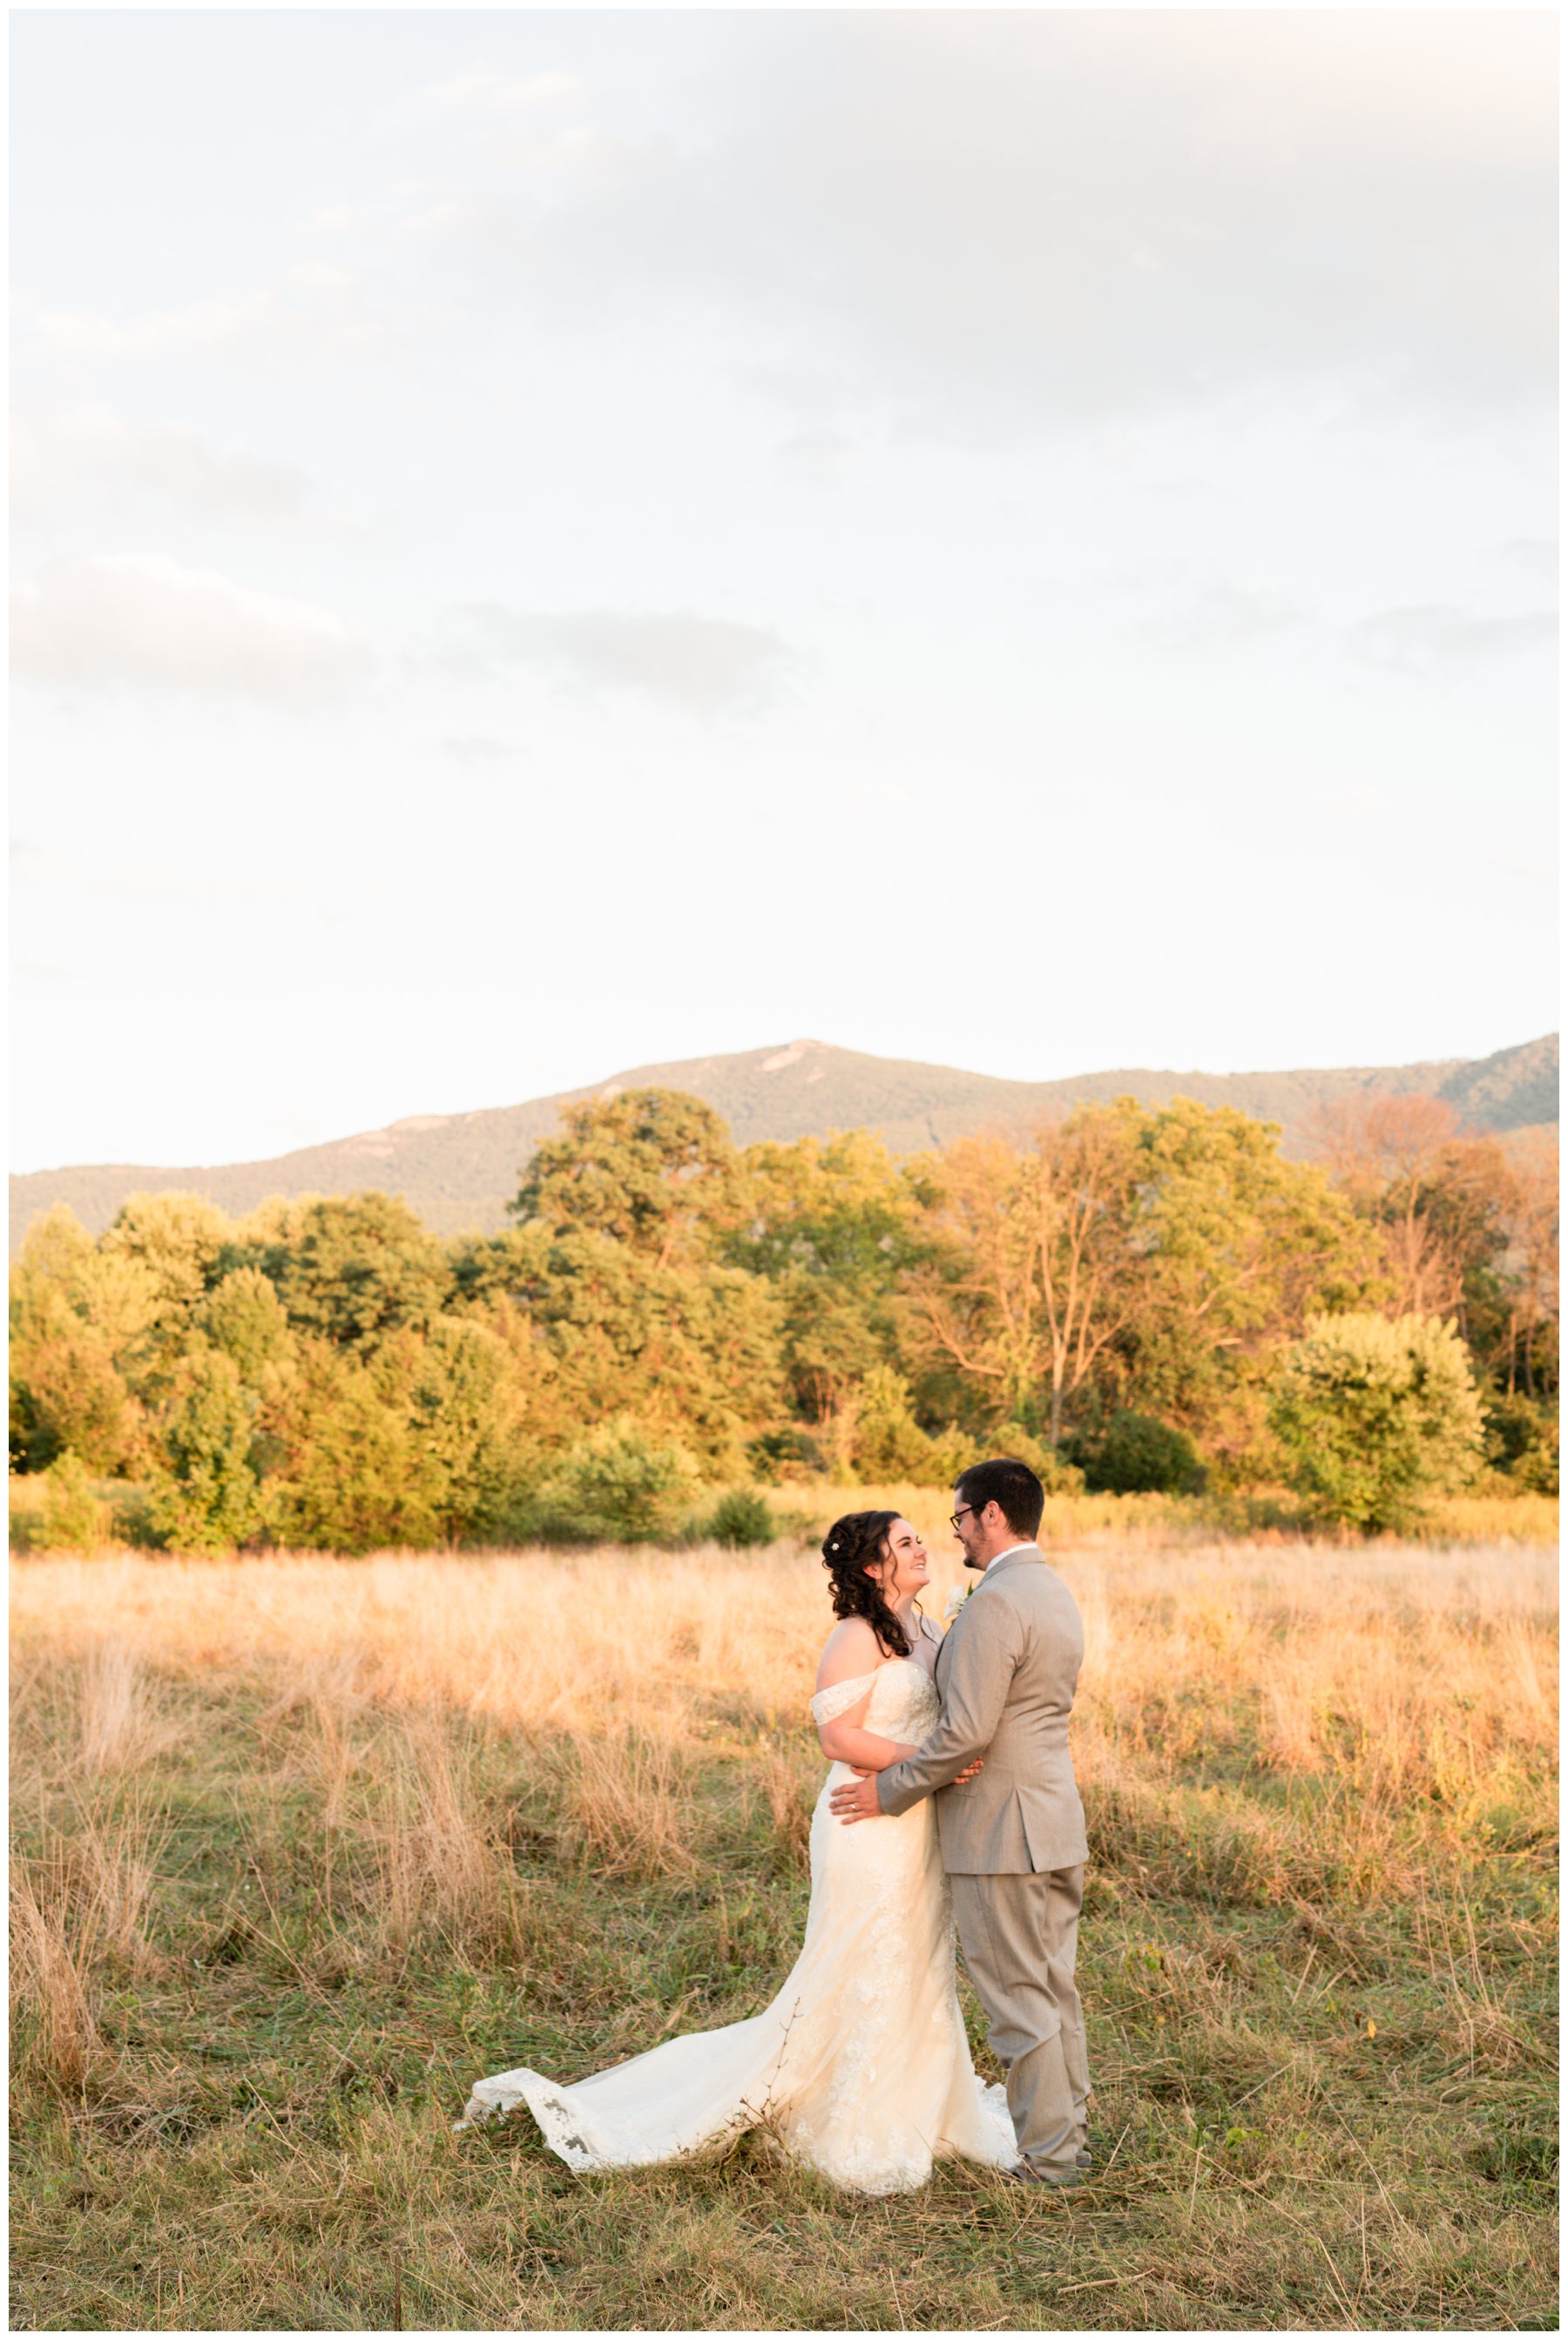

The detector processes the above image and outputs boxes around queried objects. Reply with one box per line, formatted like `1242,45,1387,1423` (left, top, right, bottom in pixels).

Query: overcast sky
10,10,1558,1173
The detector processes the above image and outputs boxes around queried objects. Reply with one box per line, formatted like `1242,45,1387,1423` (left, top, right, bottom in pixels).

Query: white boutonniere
943,1585,973,1627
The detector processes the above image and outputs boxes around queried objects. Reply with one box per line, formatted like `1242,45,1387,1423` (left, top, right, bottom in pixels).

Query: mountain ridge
10,1031,1558,1247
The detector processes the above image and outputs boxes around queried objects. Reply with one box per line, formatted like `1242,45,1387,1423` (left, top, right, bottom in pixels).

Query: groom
829,1457,1091,2187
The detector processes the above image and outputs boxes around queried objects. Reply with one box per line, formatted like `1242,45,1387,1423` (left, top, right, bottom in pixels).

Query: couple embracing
460,1456,1091,2195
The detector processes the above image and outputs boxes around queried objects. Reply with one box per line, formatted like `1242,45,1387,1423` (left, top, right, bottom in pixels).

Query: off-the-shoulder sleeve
809,1670,877,1727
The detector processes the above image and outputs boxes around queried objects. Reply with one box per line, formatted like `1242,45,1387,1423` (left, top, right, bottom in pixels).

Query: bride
457,1510,1017,2194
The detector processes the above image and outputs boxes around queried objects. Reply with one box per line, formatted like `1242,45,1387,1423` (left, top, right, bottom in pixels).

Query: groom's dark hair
954,1457,1045,1540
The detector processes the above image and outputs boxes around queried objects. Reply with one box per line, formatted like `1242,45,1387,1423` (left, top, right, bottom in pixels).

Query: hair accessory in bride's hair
821,1509,911,1660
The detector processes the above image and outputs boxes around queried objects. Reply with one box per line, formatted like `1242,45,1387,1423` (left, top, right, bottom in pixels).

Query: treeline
8,1087,1559,1550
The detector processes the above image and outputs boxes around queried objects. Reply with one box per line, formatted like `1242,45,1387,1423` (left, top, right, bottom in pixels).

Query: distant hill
10,1031,1558,1248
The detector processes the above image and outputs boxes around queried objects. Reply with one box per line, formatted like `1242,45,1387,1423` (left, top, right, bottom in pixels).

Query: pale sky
10,10,1558,1173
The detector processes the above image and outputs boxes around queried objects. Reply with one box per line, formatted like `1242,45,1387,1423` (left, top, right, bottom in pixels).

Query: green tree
1068,1410,1206,1496
102,1192,233,1329
1268,1311,1486,1532
145,1348,265,1555
502,1095,785,1471
404,1316,529,1541
1487,1132,1558,1404
701,1487,779,1546
537,1416,701,1543
33,1451,112,1552
260,1336,440,1554
1483,1390,1559,1495
908,1100,1383,1476
1310,1095,1513,1336
848,1366,950,1483
907,1111,1143,1446
442,1273,585,1462
199,1266,294,1382
731,1132,931,1464
9,1206,159,1472
514,1088,747,1266
274,1193,451,1352
979,1427,1085,1496
497,1224,783,1471
1110,1099,1384,1471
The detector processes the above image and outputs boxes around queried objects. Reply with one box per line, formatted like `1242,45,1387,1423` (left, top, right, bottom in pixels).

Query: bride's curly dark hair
821,1510,914,1660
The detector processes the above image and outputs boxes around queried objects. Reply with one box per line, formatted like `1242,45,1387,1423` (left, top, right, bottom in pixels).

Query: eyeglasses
949,1505,977,1532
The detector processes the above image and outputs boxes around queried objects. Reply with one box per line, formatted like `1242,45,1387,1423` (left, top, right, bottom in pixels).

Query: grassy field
10,1535,1558,2330
8,1473,1561,1559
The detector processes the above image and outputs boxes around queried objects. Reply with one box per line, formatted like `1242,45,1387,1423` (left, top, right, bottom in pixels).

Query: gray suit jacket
877,1546,1088,1875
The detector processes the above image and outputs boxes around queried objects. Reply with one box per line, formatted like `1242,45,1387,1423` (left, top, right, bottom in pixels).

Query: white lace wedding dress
457,1655,1017,2194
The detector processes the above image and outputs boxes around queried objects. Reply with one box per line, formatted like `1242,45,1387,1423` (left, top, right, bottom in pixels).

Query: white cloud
29,19,1548,443
27,266,392,366
1120,567,1306,651
19,839,355,922
444,605,794,716
442,734,516,765
410,13,1552,439
774,427,860,490
11,404,312,526
11,555,373,704
389,64,585,126
1491,538,1558,591
1343,605,1557,677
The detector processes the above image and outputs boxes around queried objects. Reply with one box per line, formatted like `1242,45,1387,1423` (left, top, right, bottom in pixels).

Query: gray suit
877,1546,1090,2172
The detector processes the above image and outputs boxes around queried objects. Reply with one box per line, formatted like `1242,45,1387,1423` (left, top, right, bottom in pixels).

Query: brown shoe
1007,2161,1087,2189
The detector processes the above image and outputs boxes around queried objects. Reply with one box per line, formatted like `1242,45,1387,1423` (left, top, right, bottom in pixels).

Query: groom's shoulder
995,1553,1082,1620
968,1557,1049,1622
987,1547,1052,1593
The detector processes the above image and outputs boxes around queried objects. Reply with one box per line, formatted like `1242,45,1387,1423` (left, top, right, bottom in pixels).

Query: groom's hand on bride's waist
828,1759,987,1834
830,1753,987,1821
828,1769,883,1823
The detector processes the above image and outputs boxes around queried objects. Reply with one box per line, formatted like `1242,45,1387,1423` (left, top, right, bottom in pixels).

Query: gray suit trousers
950,1866,1089,2172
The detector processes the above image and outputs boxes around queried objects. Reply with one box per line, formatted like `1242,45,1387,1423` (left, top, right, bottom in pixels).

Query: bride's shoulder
814,1614,885,1693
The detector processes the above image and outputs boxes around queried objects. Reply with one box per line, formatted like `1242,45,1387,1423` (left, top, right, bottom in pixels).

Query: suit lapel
937,1547,1044,1685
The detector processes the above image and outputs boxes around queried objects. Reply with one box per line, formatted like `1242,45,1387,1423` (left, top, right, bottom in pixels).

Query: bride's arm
813,1619,919,1769
818,1711,921,1771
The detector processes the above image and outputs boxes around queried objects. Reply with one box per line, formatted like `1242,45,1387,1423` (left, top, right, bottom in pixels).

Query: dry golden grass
10,1537,1558,2330
10,1789,165,2094
12,1536,1554,1798
829,1480,1560,1552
